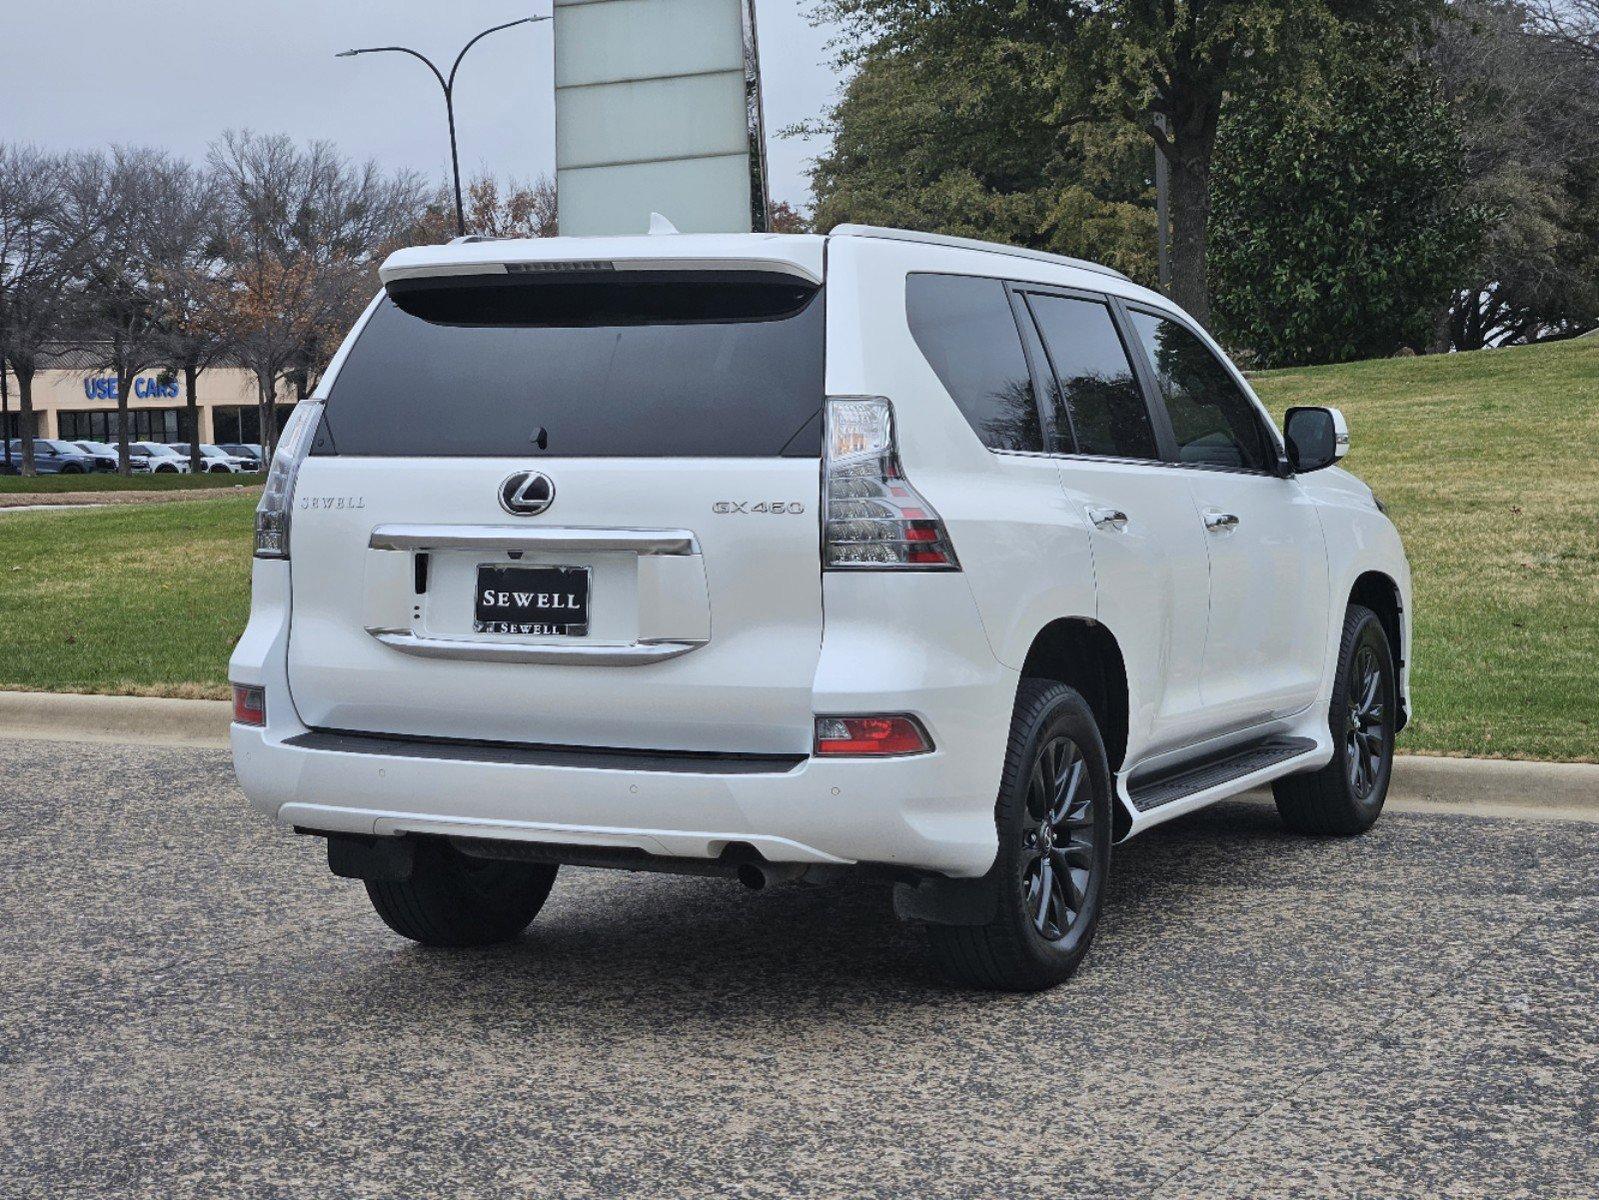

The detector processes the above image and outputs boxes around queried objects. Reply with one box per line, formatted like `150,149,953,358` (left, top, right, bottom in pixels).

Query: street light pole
339,15,550,238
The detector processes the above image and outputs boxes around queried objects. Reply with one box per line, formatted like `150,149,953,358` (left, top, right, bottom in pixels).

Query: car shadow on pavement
306,798,1308,1019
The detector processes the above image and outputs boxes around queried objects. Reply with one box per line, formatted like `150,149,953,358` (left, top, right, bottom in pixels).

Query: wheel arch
1348,570,1407,731
1018,618,1131,839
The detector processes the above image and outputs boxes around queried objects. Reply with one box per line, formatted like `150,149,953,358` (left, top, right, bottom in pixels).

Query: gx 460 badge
712,501,806,515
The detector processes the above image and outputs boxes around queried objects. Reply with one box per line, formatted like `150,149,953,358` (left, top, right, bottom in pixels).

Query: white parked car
168,442,255,473
132,442,192,474
230,225,1411,991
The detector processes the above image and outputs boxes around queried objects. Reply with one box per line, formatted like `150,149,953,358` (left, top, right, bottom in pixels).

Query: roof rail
828,224,1131,283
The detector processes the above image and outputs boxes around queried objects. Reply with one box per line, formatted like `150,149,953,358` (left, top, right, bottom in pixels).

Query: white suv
230,225,1411,991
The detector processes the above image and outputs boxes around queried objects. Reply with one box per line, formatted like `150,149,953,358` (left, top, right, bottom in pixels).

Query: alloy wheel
1346,644,1388,799
1020,736,1097,943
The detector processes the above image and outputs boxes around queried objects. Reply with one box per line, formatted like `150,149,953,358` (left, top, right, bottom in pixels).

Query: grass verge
0,338,1593,759
0,495,254,700
1251,337,1598,761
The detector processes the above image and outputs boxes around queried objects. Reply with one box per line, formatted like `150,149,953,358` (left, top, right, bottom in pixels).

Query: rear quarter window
316,272,825,458
906,273,1043,453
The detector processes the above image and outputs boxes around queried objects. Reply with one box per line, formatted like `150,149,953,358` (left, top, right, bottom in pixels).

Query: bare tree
211,131,429,455
1430,1,1599,346
1526,0,1599,62
147,160,232,473
405,173,557,245
0,144,75,477
59,148,178,475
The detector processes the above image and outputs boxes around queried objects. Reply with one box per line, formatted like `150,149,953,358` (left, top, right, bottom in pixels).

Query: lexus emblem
498,471,556,516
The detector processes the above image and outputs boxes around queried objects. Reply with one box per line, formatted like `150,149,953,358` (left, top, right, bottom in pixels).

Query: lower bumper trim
284,728,806,776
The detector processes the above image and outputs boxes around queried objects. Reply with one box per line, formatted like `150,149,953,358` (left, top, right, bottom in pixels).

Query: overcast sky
0,0,842,211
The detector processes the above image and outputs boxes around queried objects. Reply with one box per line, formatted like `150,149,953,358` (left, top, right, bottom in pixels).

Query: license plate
474,564,590,636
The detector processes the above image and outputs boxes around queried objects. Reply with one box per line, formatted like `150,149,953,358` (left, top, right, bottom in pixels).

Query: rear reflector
814,715,932,757
232,684,266,727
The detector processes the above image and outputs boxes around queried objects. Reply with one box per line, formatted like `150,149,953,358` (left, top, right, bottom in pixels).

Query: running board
1126,736,1317,812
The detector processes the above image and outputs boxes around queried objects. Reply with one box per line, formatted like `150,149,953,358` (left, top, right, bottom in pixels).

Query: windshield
316,272,825,459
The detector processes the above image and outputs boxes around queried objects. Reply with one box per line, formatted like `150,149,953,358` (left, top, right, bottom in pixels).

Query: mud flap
326,833,414,882
892,874,998,926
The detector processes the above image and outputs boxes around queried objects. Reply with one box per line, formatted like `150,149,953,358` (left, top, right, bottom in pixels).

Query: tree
405,173,558,244
768,200,810,233
59,148,178,475
1208,40,1482,365
147,159,232,472
800,41,1156,282
1526,0,1599,62
810,0,1442,324
211,131,428,454
1431,1,1599,347
0,144,70,476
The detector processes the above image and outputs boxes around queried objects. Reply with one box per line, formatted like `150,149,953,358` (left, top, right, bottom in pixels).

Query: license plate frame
473,564,591,636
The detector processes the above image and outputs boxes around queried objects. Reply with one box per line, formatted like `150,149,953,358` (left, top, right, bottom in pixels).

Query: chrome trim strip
368,525,700,556
367,631,706,666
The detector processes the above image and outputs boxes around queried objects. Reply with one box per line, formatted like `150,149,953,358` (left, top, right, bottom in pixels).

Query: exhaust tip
735,862,768,891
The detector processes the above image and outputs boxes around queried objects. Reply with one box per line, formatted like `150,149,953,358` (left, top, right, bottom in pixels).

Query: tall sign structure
553,0,771,235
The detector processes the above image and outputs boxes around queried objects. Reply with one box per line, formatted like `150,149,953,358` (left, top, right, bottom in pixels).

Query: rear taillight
823,397,959,570
231,684,266,727
253,400,323,559
815,715,933,757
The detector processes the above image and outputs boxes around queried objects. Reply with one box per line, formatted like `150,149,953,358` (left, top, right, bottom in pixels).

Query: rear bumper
232,719,1002,876
231,562,1016,877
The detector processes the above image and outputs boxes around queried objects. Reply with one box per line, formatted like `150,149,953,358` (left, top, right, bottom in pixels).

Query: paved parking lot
2,737,1595,1199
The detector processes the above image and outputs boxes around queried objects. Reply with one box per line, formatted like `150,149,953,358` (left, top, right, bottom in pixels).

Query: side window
1127,310,1274,471
906,274,1043,453
1025,293,1160,460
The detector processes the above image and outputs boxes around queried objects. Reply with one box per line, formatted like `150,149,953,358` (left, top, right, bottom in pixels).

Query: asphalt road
2,737,1595,1200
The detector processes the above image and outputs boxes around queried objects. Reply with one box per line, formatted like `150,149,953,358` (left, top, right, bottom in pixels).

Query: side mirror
1283,406,1349,473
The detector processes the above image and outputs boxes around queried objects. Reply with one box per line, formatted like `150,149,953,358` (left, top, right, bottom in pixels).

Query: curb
2,689,1596,818
0,690,232,749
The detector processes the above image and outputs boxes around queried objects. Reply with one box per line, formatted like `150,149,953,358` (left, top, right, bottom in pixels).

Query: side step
1127,736,1317,813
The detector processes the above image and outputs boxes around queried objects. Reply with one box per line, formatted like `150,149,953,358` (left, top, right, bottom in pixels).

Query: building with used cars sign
2,345,298,446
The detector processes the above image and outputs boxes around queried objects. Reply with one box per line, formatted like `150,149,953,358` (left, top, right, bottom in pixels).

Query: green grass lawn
0,495,254,700
1251,336,1598,762
0,470,258,493
0,337,1594,759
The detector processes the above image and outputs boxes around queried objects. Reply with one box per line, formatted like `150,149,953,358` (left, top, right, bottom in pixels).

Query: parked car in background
131,442,192,474
3,438,96,474
168,442,258,473
71,440,151,473
219,443,266,467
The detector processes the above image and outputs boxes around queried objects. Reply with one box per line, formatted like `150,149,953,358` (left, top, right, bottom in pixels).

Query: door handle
1204,510,1240,531
1087,506,1129,529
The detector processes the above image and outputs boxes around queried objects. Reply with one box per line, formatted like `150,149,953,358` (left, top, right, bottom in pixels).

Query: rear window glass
316,272,824,458
906,274,1042,453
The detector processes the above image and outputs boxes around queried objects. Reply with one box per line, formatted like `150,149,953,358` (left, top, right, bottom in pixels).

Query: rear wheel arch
1348,571,1405,730
1018,619,1130,813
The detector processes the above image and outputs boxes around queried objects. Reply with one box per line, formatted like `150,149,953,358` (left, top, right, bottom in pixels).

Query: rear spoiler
378,254,818,289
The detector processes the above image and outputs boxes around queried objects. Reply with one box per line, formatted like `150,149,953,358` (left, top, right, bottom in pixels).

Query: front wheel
1273,604,1397,835
926,680,1112,991
365,839,558,947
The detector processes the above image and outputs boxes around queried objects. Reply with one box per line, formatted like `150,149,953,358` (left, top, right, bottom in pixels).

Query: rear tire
1273,604,1397,835
926,680,1112,991
365,840,558,947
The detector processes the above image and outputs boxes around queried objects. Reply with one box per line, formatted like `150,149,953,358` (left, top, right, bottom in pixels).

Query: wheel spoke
1049,868,1070,927
1029,759,1049,818
1034,857,1054,932
1050,758,1085,825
